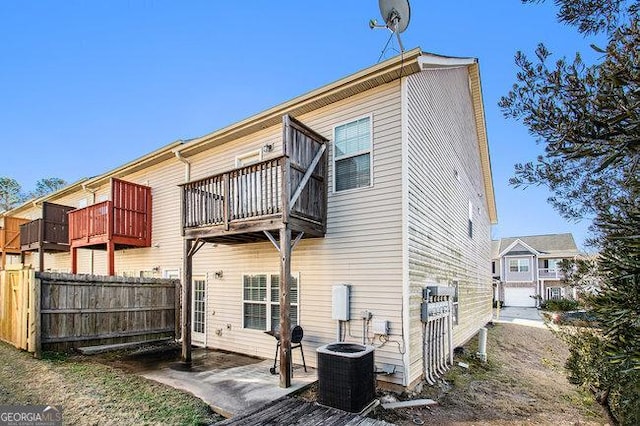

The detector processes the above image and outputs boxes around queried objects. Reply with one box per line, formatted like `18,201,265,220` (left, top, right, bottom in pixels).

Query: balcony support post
71,248,78,274
107,241,115,276
278,225,292,388
38,218,44,272
182,238,193,366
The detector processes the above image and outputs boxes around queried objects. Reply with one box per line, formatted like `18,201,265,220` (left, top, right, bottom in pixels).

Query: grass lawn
0,342,222,425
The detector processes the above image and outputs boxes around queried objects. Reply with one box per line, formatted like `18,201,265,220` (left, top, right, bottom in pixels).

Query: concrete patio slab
141,353,316,418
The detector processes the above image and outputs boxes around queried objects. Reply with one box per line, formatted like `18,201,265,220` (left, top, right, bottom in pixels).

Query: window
548,287,562,300
243,273,299,331
543,259,560,270
509,259,530,273
334,116,372,192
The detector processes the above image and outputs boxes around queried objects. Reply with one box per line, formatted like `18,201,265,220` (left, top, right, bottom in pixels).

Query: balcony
181,115,327,244
20,202,75,271
538,268,565,280
0,217,30,268
69,178,152,275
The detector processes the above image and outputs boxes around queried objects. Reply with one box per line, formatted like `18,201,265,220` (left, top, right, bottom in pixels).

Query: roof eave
467,62,497,225
177,47,424,158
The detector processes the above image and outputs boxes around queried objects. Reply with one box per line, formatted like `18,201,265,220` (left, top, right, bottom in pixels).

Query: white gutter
80,182,99,274
174,149,191,182
81,183,97,203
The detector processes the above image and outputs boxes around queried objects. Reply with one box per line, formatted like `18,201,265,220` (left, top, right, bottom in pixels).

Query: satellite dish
369,0,411,52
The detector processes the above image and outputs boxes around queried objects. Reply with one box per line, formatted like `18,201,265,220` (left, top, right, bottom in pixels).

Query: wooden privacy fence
0,265,35,351
38,273,178,352
0,268,179,355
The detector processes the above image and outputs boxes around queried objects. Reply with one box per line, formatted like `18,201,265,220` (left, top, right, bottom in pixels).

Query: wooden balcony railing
68,178,152,275
181,116,328,243
20,202,73,252
1,217,29,268
183,156,284,230
69,201,112,244
0,228,19,253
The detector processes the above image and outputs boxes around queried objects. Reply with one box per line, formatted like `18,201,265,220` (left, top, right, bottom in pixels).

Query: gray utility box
317,343,375,413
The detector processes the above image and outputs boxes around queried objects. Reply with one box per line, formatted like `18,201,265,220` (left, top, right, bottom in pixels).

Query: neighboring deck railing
539,268,565,279
20,202,73,249
20,219,44,247
0,229,18,252
69,201,112,243
68,179,152,248
1,217,29,253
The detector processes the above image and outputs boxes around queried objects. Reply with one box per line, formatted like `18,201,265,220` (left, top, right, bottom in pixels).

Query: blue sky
0,1,603,250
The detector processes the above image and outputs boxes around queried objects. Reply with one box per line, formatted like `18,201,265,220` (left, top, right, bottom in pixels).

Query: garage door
504,287,536,307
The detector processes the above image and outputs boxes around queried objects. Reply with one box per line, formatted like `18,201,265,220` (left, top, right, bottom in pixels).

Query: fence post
31,270,41,358
175,278,182,341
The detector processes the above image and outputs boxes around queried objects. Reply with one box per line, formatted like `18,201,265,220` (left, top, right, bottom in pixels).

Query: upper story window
509,259,530,273
333,116,372,192
543,259,561,270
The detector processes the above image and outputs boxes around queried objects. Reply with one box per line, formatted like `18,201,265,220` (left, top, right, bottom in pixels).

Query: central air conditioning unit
316,342,375,413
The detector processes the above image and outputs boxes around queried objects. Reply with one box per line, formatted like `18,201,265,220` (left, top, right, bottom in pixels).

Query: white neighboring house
492,233,580,307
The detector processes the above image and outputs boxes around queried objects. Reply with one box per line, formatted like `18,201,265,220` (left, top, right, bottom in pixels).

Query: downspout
174,150,191,183
82,183,98,274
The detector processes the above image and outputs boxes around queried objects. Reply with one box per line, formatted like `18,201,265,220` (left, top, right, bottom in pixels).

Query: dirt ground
0,322,611,425
367,322,610,425
0,341,222,425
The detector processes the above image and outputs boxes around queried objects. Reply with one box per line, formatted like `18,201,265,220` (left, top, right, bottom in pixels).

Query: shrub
540,298,581,312
562,328,640,426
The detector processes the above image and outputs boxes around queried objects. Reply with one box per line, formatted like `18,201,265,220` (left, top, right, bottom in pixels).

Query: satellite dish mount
369,0,411,53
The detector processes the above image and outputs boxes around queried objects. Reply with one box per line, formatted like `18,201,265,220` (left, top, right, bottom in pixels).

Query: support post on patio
182,238,193,365
279,225,292,388
107,241,115,276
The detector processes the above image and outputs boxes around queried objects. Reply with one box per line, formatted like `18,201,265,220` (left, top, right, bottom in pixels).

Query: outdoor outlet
361,310,373,320
372,319,389,335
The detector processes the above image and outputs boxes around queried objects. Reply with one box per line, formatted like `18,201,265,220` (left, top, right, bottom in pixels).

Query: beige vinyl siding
405,67,493,385
183,81,406,385
25,80,405,384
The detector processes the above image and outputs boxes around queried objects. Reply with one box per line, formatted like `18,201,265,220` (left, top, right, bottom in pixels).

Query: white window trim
508,258,530,273
235,149,263,168
242,272,300,331
332,113,374,194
